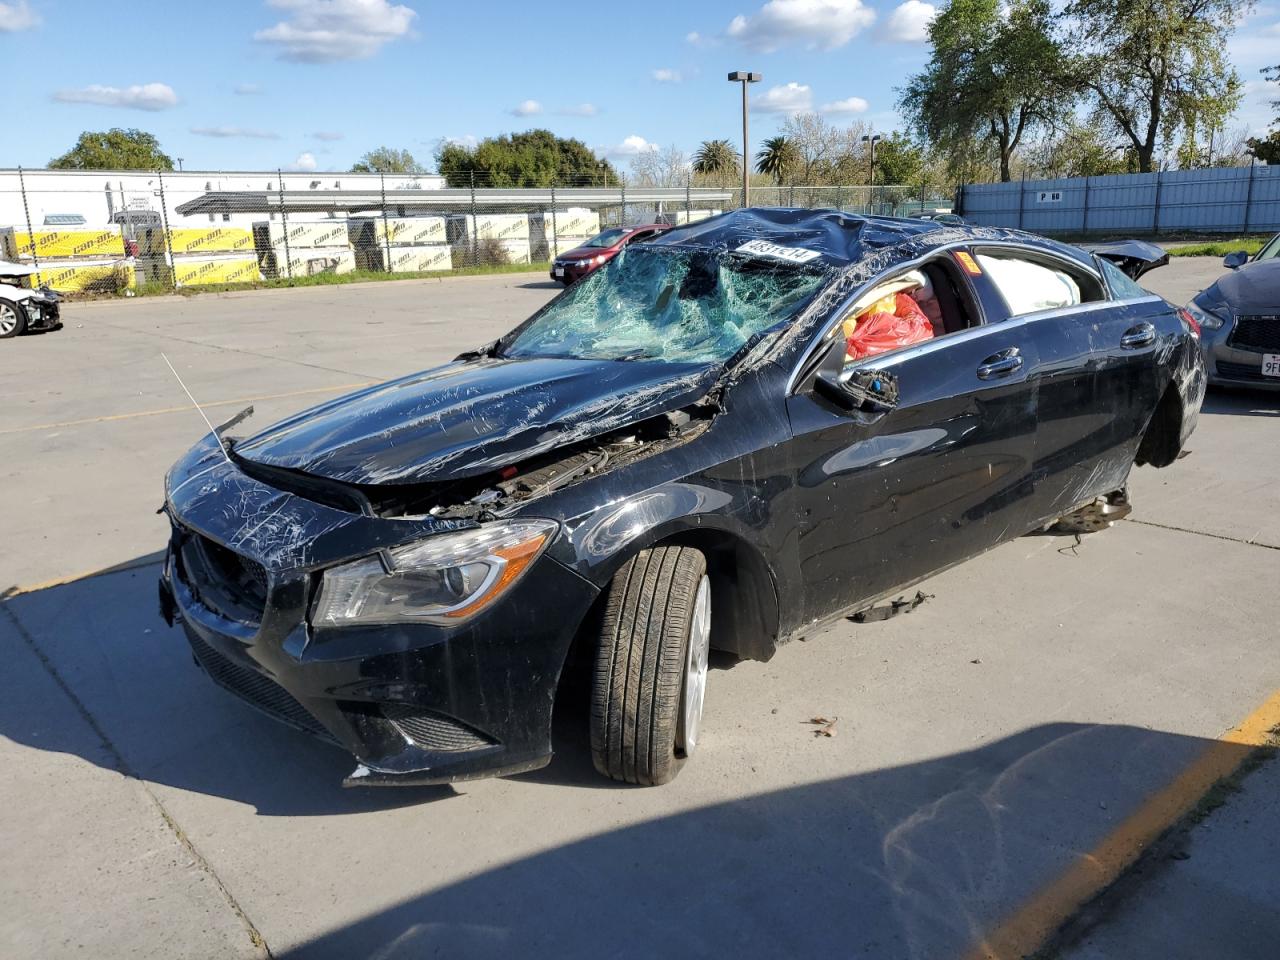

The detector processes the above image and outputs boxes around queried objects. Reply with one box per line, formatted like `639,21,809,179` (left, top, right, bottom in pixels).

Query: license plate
554,267,564,277
1265,354,1280,377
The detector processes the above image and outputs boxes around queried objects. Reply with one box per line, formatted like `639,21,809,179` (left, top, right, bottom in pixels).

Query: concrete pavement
3,258,1278,959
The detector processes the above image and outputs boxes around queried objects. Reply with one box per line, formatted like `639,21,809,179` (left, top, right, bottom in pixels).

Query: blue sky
1,0,1277,174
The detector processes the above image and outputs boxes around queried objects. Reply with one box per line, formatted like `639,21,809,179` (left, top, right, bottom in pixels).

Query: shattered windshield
503,246,830,364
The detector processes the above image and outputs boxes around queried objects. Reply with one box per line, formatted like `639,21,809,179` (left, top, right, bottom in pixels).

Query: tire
590,545,711,786
0,298,26,339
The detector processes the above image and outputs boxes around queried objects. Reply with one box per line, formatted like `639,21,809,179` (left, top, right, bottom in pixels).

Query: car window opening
977,252,1105,316
838,259,977,366
505,246,830,365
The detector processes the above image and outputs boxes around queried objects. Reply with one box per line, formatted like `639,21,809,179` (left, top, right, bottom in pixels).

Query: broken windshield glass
503,246,831,364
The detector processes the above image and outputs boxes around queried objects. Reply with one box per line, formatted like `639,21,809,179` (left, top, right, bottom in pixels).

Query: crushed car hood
234,355,719,486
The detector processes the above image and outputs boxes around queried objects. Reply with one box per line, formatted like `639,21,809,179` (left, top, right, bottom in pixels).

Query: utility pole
861,133,881,213
728,71,761,207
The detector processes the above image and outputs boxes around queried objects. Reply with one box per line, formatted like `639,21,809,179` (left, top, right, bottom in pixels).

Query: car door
972,247,1165,529
784,254,1042,624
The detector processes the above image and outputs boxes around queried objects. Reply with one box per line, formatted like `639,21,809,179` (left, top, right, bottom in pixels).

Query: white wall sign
1037,190,1063,203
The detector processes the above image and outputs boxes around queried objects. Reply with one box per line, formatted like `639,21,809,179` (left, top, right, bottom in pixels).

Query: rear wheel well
1135,384,1183,468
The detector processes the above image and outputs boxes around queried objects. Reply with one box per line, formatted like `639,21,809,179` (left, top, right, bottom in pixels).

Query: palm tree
692,139,740,179
756,136,798,185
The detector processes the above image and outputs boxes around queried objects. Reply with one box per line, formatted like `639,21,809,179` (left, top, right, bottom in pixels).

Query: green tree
1247,65,1280,164
1025,121,1136,177
48,129,173,170
350,147,426,174
901,0,1067,182
873,132,925,185
691,139,740,179
755,136,800,185
435,130,617,187
1062,0,1249,173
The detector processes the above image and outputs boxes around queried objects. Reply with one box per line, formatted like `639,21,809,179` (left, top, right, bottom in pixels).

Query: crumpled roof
648,207,945,266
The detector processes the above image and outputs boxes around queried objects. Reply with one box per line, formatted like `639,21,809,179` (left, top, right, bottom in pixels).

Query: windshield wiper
612,350,660,361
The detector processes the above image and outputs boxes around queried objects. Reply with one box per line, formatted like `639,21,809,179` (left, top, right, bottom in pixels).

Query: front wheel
590,545,710,785
0,298,26,339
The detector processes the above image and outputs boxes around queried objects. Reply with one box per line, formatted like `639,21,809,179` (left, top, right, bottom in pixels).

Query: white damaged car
0,261,62,339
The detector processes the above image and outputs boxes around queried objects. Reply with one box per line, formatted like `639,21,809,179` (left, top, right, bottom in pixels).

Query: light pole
728,71,761,207
861,134,881,213
176,158,184,172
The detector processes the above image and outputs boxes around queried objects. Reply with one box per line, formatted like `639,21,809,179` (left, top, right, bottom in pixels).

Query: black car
1187,233,1280,388
160,209,1205,788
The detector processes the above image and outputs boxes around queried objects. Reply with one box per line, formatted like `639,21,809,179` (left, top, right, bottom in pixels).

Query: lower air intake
188,632,335,744
381,704,494,752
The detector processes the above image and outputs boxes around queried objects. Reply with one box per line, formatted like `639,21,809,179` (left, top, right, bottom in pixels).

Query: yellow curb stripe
0,381,378,436
966,688,1280,960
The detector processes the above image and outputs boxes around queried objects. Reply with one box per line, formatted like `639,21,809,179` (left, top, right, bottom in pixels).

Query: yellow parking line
0,381,378,436
965,688,1280,960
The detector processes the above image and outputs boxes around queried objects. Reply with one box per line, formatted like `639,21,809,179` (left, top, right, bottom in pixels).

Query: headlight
312,519,557,627
1186,300,1226,331
593,255,607,265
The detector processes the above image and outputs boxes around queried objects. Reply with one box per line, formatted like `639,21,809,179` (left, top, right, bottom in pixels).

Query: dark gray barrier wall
961,165,1280,235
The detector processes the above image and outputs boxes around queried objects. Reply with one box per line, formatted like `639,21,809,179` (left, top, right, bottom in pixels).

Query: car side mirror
814,369,899,413
1223,250,1249,270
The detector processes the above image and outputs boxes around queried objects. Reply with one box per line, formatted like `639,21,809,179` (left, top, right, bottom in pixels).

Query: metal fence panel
961,165,1280,236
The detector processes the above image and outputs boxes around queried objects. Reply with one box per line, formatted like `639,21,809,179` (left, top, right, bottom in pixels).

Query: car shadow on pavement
270,722,1262,960
1200,388,1280,417
1,560,456,816
517,280,564,290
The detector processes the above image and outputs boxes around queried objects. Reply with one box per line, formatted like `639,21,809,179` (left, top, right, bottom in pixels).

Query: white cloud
442,134,478,149
605,135,658,158
234,83,263,95
52,83,179,111
753,82,813,114
191,126,281,139
882,0,935,42
509,99,543,116
727,0,875,52
652,68,683,83
820,96,869,114
557,103,598,116
685,30,702,43
255,0,416,63
287,152,318,171
311,130,344,140
0,1,39,32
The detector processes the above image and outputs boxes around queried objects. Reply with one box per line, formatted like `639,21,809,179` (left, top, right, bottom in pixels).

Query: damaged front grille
381,704,495,752
177,532,269,624
187,632,336,743
1229,315,1280,352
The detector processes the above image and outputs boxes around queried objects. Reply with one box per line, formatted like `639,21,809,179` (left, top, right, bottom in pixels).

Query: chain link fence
0,167,949,296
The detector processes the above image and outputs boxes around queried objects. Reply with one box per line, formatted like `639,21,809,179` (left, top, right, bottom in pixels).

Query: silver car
1186,233,1280,389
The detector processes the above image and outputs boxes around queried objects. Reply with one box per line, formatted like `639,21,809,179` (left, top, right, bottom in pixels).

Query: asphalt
2,256,1277,959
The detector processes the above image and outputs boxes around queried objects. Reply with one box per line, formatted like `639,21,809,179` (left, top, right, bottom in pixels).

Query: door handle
1121,323,1156,348
977,347,1023,380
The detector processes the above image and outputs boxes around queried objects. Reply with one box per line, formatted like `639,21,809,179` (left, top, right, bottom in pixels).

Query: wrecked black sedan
160,209,1204,787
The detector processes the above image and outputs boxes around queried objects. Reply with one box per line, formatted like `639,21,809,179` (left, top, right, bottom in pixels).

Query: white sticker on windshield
734,239,822,264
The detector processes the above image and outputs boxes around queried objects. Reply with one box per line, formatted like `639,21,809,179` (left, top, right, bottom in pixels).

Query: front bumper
160,440,599,786
1200,316,1280,390
550,259,600,284
19,296,61,331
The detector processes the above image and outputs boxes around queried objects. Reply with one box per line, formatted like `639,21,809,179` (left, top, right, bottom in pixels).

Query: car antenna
161,352,232,464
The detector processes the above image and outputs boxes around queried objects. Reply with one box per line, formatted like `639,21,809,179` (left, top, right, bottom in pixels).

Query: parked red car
551,224,670,284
